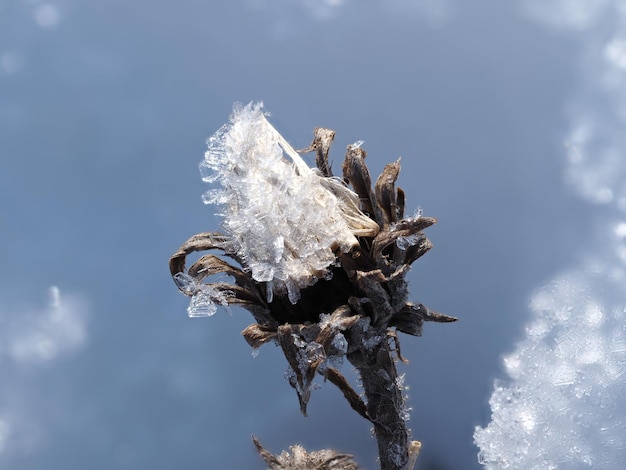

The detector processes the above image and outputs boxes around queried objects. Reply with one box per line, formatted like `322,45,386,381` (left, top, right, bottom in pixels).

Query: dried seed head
199,102,377,304
253,436,361,470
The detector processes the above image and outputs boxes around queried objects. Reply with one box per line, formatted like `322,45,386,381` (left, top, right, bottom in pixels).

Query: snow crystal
314,332,347,371
173,272,198,296
305,342,325,364
174,272,230,318
395,233,421,250
317,313,332,329
331,332,348,355
476,4,626,468
199,102,377,304
284,367,297,387
187,291,218,318
292,333,307,348
474,276,626,469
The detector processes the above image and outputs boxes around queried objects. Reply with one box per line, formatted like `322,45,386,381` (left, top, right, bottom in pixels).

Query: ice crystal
396,233,421,250
395,373,412,421
172,272,197,296
317,313,333,329
199,102,377,304
351,317,384,350
305,341,325,364
331,332,348,355
284,367,297,387
172,272,230,317
319,332,348,371
474,276,626,469
283,338,328,404
292,333,307,348
363,334,383,350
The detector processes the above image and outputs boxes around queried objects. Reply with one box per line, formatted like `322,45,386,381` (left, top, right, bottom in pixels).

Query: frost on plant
169,102,455,469
199,102,378,305
474,275,626,469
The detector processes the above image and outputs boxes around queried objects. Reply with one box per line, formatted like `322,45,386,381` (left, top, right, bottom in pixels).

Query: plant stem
348,338,410,470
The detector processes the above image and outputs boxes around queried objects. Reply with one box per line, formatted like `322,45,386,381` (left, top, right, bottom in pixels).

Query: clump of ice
474,275,626,469
305,342,325,365
320,332,349,371
476,3,626,467
284,329,352,402
350,317,383,350
284,336,327,400
199,102,377,305
331,332,348,355
395,233,421,250
173,272,230,317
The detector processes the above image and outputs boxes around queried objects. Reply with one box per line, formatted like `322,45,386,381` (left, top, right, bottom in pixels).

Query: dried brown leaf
404,236,433,266
392,303,457,338
187,254,246,284
277,324,322,416
374,159,401,226
315,305,360,349
342,146,376,219
299,127,336,178
323,367,371,423
169,231,232,278
355,270,395,325
241,323,278,349
371,217,436,260
313,127,336,178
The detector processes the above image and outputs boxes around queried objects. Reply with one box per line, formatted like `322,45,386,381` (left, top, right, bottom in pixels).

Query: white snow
475,2,626,467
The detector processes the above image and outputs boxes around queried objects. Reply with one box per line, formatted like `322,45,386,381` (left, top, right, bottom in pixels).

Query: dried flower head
253,436,361,470
169,102,456,470
196,102,379,305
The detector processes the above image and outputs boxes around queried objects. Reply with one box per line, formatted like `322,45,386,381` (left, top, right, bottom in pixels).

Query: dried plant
169,102,456,469
252,436,361,470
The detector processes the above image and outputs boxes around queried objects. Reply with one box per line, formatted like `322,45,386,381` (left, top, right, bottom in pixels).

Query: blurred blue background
2,1,622,468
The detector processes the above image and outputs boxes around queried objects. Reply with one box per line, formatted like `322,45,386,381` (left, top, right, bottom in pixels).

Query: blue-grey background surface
1,1,623,469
